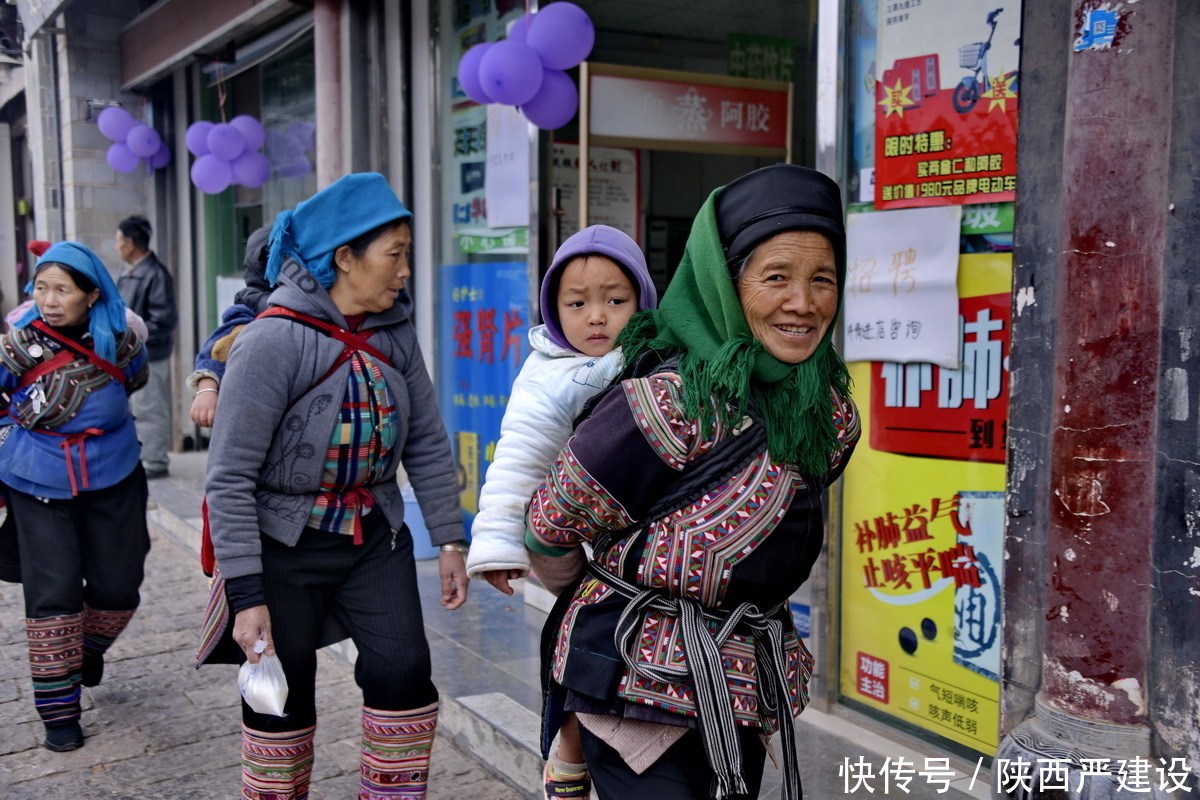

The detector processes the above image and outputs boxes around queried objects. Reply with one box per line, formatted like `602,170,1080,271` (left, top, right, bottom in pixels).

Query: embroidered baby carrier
542,353,811,800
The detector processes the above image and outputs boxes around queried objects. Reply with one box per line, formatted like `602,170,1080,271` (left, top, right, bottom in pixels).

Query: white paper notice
484,105,530,228
842,206,962,368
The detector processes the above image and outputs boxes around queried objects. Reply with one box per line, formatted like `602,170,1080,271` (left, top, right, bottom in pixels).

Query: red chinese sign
874,55,1018,208
586,64,790,155
869,292,1010,463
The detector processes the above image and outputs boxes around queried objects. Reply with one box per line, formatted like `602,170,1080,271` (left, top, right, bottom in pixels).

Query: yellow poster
838,252,1010,755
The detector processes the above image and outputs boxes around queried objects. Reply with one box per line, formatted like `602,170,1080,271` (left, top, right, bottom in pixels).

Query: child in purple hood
465,225,656,799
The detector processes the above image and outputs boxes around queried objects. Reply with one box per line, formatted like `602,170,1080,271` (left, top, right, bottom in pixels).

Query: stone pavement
0,506,524,800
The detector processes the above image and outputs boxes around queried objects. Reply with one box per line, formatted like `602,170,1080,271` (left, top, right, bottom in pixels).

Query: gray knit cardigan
204,256,464,581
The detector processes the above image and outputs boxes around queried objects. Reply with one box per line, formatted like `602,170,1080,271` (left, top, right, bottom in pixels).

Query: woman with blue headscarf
199,173,468,800
0,241,150,753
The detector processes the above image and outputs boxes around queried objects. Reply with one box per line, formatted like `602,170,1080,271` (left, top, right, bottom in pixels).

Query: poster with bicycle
873,1,1022,209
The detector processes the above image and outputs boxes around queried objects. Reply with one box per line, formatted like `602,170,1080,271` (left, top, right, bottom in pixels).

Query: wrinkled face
736,230,838,364
114,230,137,264
334,223,413,315
555,255,638,357
33,265,100,328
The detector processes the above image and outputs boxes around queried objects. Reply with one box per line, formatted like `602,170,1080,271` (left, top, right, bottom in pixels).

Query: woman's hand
439,550,470,610
482,569,522,596
233,605,274,664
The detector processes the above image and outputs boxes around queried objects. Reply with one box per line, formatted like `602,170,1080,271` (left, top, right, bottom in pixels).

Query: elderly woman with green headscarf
199,173,468,800
0,242,150,753
527,164,861,800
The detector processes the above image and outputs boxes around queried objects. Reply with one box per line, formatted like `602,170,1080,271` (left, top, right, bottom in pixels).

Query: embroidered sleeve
527,373,710,548
825,388,861,483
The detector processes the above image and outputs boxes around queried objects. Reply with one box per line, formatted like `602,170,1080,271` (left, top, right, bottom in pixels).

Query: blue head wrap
265,173,414,289
16,241,127,362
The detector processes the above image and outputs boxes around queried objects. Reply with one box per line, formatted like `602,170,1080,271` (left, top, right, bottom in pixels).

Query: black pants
580,722,768,800
8,465,150,619
246,513,437,733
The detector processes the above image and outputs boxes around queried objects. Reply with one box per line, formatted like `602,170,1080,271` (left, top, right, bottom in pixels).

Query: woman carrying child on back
465,224,656,800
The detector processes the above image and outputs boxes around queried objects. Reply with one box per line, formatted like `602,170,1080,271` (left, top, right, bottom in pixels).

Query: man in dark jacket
116,215,177,478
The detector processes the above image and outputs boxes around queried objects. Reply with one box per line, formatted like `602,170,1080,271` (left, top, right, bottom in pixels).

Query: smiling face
33,265,101,328
330,222,414,316
736,230,839,364
555,255,638,357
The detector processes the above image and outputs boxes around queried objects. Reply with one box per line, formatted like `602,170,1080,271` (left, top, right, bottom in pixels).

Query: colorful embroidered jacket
527,369,859,729
0,324,148,498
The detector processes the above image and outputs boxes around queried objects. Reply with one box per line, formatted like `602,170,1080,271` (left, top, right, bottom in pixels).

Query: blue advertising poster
437,261,532,538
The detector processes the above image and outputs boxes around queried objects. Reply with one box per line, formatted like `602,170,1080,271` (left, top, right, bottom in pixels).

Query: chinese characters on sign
588,68,789,153
870,289,1010,464
727,34,796,82
874,0,1021,208
552,143,640,241
438,262,531,534
843,206,962,368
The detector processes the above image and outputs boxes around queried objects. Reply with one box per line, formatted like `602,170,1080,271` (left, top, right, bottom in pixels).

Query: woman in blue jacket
0,241,149,752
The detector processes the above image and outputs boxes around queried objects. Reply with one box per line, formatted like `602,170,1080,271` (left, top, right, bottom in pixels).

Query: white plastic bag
238,639,289,717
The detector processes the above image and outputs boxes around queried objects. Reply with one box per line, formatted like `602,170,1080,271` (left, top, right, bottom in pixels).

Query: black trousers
246,513,437,733
8,465,150,619
579,722,768,800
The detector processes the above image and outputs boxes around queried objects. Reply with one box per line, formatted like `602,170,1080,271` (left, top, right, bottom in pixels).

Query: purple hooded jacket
539,225,657,352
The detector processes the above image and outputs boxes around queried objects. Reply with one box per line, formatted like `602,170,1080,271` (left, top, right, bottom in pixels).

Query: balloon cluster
185,115,271,194
98,107,172,174
265,121,316,181
457,2,594,130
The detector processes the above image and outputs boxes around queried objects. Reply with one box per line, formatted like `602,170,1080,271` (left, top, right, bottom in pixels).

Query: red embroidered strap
17,350,75,389
256,306,393,367
29,320,127,385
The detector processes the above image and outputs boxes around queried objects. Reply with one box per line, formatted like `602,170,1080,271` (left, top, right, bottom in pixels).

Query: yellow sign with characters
838,252,1011,755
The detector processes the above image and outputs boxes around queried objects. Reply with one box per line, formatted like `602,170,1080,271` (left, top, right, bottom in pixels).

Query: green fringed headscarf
616,187,851,478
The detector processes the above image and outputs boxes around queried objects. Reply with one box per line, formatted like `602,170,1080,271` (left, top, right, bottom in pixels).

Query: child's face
555,255,638,357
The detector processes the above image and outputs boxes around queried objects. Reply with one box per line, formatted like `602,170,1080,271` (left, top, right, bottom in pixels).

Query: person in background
116,215,177,478
186,226,272,428
527,164,860,800
199,173,468,800
0,242,149,752
465,224,657,800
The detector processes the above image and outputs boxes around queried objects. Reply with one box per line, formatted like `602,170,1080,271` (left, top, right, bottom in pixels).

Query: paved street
0,511,523,800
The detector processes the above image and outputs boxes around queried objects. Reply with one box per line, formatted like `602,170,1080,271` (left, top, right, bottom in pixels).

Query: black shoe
144,467,169,480
81,650,104,687
43,721,84,752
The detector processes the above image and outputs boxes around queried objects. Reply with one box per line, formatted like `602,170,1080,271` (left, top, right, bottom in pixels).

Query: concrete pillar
314,0,342,188
999,1,1198,795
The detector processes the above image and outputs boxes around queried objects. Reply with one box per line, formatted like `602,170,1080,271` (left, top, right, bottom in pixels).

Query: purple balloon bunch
185,115,271,194
98,107,172,174
457,1,595,130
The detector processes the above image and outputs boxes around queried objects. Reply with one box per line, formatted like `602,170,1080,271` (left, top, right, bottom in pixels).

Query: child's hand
483,569,522,596
190,390,218,427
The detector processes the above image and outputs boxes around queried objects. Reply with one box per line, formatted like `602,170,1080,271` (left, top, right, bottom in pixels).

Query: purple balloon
457,42,495,105
527,2,594,70
191,154,233,194
478,40,545,106
126,124,162,158
521,69,579,130
207,123,246,162
106,142,141,173
186,121,214,157
507,13,536,45
148,142,172,169
97,106,136,142
230,114,266,151
231,151,271,188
